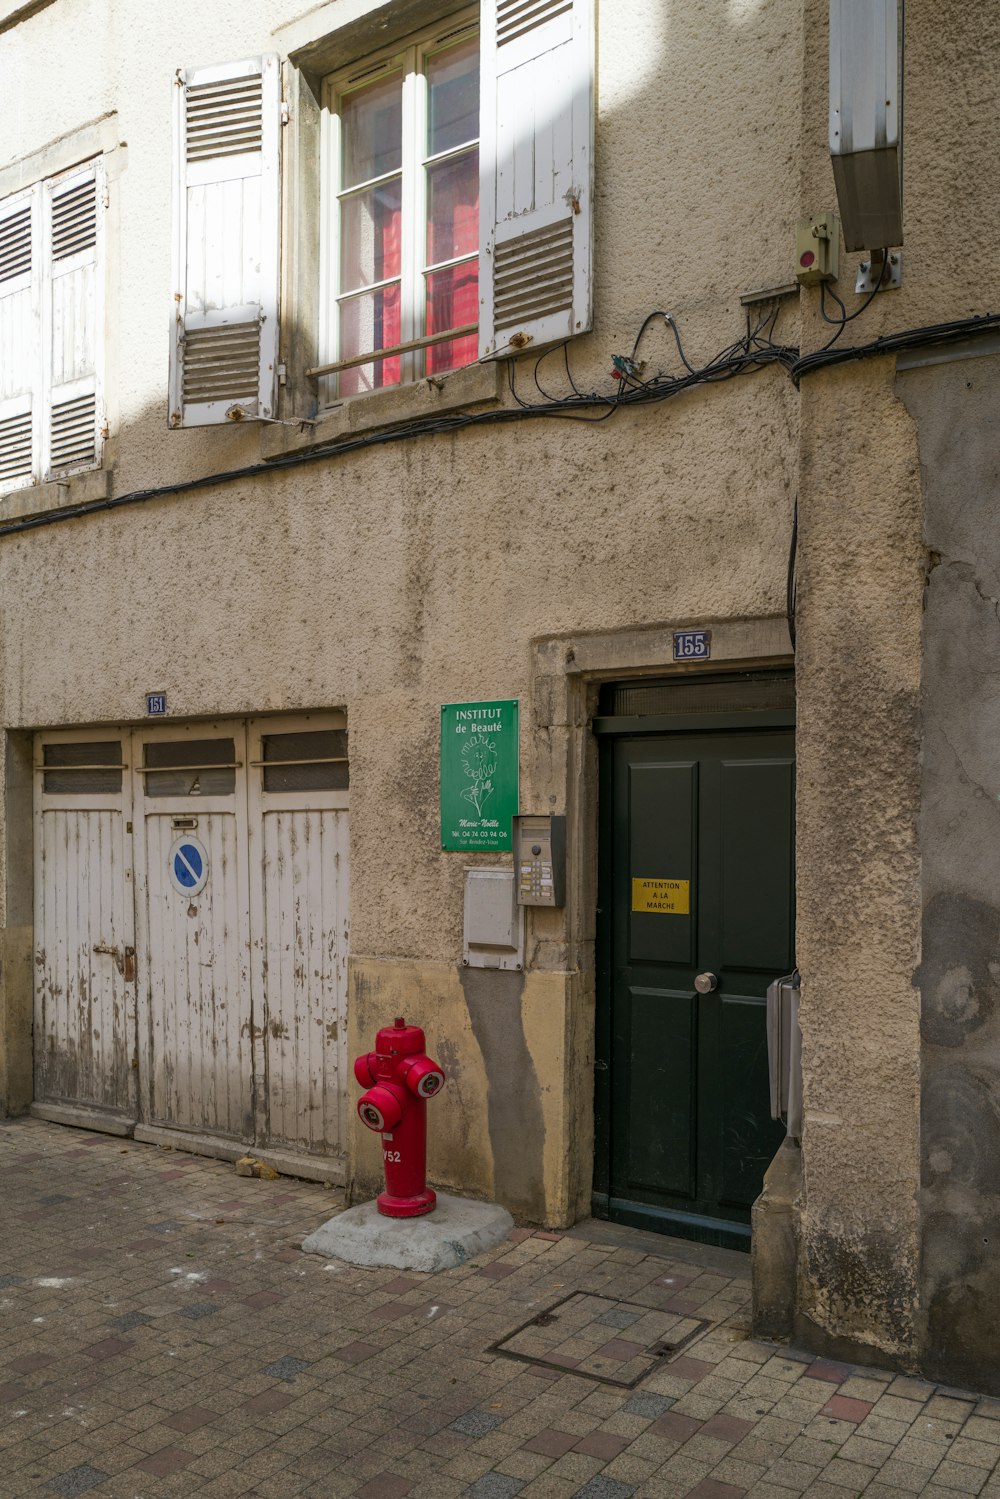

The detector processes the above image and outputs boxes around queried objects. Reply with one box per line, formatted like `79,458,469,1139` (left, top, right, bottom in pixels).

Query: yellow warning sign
631,877,690,915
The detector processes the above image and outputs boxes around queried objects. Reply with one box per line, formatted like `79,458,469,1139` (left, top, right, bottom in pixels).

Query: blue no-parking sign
168,835,209,896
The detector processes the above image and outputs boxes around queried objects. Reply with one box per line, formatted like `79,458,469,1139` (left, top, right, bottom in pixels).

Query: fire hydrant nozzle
353,1017,445,1218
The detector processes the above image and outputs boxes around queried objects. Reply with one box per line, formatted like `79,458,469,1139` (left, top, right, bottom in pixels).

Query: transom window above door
320,17,480,401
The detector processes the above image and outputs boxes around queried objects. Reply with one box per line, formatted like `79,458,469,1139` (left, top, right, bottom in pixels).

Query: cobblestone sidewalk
2,1118,1000,1499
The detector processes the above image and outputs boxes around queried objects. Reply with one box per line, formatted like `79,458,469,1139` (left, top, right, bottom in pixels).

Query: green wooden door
595,726,794,1249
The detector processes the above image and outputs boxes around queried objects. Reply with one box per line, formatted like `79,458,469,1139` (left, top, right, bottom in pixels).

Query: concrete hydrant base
301,1191,515,1272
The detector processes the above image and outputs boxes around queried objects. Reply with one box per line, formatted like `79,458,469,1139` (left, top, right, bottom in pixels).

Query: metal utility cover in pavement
490,1292,710,1387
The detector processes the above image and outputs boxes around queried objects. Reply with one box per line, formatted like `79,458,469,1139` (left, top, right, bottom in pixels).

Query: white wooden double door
33,716,349,1160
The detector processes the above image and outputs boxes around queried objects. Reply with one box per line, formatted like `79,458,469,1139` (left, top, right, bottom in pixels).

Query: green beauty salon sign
440,699,519,851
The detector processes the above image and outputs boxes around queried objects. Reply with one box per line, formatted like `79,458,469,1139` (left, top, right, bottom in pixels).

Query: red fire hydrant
354,1017,445,1218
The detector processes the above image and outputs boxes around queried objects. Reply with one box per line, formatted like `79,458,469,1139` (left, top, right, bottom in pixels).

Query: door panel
598,724,793,1249
134,725,253,1141
33,735,135,1119
140,809,251,1138
720,758,794,971
248,715,350,1159
257,807,348,1154
628,762,697,965
623,986,697,1199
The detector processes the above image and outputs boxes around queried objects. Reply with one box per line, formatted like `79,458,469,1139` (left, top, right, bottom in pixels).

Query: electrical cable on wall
3,297,1000,539
787,495,798,650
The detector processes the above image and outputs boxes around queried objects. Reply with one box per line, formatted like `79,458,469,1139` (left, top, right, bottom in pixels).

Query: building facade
1,0,999,1392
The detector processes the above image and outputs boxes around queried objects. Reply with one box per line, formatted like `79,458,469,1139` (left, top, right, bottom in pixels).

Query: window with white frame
320,16,480,401
169,0,594,428
0,159,104,491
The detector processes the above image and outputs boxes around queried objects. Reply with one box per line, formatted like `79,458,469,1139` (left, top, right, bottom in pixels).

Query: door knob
694,972,718,993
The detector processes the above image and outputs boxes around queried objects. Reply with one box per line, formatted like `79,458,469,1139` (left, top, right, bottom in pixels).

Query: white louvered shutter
42,161,104,479
170,55,281,428
0,185,40,490
478,0,594,359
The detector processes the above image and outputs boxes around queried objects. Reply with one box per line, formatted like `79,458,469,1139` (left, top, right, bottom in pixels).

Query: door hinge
280,102,290,126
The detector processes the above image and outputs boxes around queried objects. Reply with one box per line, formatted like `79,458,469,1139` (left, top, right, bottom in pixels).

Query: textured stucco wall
900,351,1000,1393
794,360,923,1361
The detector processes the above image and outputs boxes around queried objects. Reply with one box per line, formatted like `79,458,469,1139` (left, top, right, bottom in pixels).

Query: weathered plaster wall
900,350,1000,1393
779,0,1000,1366
794,360,924,1362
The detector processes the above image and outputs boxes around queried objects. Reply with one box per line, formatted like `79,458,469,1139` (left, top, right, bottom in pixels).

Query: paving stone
44,1465,109,1496
573,1478,635,1498
162,1405,219,1433
331,1341,381,1364
574,1431,629,1460
463,1476,526,1497
523,1429,578,1458
179,1301,219,1319
356,1475,415,1499
263,1355,313,1381
622,1394,674,1419
107,1311,153,1330
134,1444,197,1476
452,1411,507,1437
820,1394,874,1422
804,1361,853,1385
243,1389,294,1416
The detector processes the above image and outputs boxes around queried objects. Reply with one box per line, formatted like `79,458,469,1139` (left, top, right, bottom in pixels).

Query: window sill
0,467,110,523
260,360,503,462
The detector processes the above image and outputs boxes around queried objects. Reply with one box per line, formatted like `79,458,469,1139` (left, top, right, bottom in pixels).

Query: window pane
262,730,347,762
341,71,403,188
143,738,235,798
427,35,479,156
341,179,403,292
426,149,479,266
43,740,122,795
339,286,402,395
425,261,479,375
263,730,349,791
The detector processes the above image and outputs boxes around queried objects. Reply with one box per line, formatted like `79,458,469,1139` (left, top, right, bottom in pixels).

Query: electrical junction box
463,868,524,970
795,213,840,286
829,0,903,252
514,815,566,907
